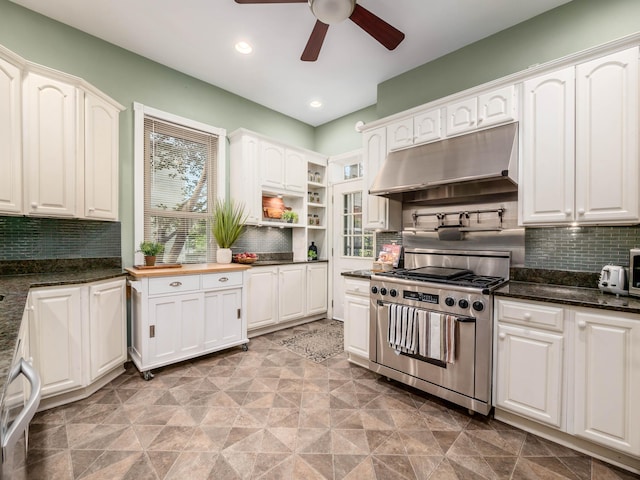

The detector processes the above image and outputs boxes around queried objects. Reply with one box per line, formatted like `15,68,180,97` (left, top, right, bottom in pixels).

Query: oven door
371,300,477,399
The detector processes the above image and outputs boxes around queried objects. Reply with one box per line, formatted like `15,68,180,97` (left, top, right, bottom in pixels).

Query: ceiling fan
234,0,405,61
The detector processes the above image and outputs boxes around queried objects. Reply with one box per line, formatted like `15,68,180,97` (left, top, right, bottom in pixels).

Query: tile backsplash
232,226,292,254
0,216,121,260
525,225,640,272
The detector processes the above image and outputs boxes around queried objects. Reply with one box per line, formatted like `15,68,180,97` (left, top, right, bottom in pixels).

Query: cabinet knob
169,281,182,287
94,291,102,297
31,202,37,209
523,313,531,321
88,207,95,212
577,208,585,216
565,209,572,216
578,320,587,329
499,332,506,339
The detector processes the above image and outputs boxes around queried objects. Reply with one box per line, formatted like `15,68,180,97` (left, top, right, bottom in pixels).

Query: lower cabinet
343,277,370,365
26,278,127,405
246,263,328,334
494,297,640,462
128,270,247,377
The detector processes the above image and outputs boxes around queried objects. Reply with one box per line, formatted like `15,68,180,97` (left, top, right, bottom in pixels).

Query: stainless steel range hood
369,122,518,205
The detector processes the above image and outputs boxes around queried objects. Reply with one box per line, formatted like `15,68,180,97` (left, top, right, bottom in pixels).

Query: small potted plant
281,210,298,224
138,241,164,266
212,198,247,264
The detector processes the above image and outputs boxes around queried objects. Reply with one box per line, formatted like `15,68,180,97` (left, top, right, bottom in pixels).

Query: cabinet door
4,311,30,408
306,263,327,315
29,286,83,397
279,265,306,322
477,85,516,128
230,134,262,224
84,92,119,220
575,47,639,224
344,294,369,359
386,119,413,151
520,67,575,224
204,288,243,349
260,141,285,190
445,96,477,136
573,310,640,456
246,267,278,330
495,324,563,428
414,108,442,145
0,56,22,214
148,293,204,364
24,72,78,217
88,279,126,382
284,149,306,192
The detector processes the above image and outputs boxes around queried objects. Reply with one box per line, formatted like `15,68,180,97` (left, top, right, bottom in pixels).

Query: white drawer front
149,275,201,295
344,278,370,296
497,299,564,331
202,271,243,290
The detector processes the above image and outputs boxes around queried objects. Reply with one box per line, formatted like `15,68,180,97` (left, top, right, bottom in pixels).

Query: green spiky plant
212,198,248,248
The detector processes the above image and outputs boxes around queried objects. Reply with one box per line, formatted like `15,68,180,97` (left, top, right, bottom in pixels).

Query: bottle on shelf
308,242,318,261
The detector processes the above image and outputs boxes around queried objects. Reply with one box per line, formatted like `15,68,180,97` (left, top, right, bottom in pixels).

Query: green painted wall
0,0,315,265
376,0,640,118
314,105,377,156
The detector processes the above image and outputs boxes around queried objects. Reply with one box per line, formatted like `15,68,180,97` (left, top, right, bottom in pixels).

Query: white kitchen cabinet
128,268,248,378
4,311,31,408
343,278,370,364
520,47,639,225
279,264,306,322
572,308,640,456
446,85,516,136
362,127,402,231
0,53,23,215
495,323,563,428
246,266,279,330
259,141,307,194
24,72,78,218
28,286,83,398
88,279,126,382
386,108,442,151
306,262,328,315
229,133,262,224
285,149,307,193
84,92,120,221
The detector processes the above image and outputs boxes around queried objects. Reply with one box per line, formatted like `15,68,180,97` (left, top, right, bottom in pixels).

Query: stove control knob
458,299,470,309
371,286,378,294
445,297,456,307
472,300,485,312
380,287,388,296
389,289,398,297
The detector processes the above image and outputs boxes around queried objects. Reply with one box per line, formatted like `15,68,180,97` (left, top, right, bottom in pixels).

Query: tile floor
11,319,640,479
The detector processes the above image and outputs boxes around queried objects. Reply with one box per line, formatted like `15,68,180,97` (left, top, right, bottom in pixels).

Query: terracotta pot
144,255,156,266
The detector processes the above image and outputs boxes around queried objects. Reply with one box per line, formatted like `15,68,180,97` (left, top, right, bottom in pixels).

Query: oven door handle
376,300,476,322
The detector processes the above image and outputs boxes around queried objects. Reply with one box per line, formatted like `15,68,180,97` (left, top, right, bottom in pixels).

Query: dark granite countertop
341,270,374,279
0,262,126,408
250,260,329,266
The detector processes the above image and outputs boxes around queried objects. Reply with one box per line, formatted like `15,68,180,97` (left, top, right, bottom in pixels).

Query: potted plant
138,241,164,266
212,198,247,264
281,210,298,223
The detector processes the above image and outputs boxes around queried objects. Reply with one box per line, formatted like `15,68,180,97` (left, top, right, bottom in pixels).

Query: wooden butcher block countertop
126,263,251,278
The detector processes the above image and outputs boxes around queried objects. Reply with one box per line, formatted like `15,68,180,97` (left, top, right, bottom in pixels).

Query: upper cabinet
0,45,124,221
520,47,639,225
0,54,23,214
386,108,442,151
259,140,306,194
446,85,517,136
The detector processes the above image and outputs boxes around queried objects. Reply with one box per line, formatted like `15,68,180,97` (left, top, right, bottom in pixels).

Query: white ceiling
11,0,572,126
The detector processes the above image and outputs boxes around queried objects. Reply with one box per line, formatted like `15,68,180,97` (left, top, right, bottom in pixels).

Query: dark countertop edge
250,260,329,266
494,281,640,315
0,269,127,407
341,270,373,279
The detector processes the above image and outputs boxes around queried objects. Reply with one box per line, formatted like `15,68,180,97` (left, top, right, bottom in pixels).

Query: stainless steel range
369,248,510,415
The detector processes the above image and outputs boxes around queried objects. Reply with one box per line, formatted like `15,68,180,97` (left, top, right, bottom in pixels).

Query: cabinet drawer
148,275,200,295
344,278,370,297
202,271,243,290
496,299,564,331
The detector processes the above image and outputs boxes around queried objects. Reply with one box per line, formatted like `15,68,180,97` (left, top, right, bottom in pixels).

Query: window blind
143,116,218,263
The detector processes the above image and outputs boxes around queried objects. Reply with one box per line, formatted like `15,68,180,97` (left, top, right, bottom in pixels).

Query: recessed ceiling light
310,100,323,108
235,41,253,55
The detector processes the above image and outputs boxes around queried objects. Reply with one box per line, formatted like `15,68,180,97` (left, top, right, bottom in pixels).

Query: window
342,191,374,258
134,103,226,264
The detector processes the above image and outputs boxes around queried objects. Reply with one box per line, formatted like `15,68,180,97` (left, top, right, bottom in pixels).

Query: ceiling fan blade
349,4,405,50
234,0,306,4
301,20,329,62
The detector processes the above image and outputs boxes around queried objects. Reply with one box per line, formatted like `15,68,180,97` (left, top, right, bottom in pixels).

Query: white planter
216,248,233,264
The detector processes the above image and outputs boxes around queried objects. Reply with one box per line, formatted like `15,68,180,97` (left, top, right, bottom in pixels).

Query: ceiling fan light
308,0,355,25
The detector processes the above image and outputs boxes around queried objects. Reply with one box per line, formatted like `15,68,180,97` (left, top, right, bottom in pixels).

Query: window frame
133,102,226,265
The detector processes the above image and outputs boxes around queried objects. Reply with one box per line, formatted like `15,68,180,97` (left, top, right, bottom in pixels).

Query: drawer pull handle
219,277,229,282
523,313,531,320
169,281,182,287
